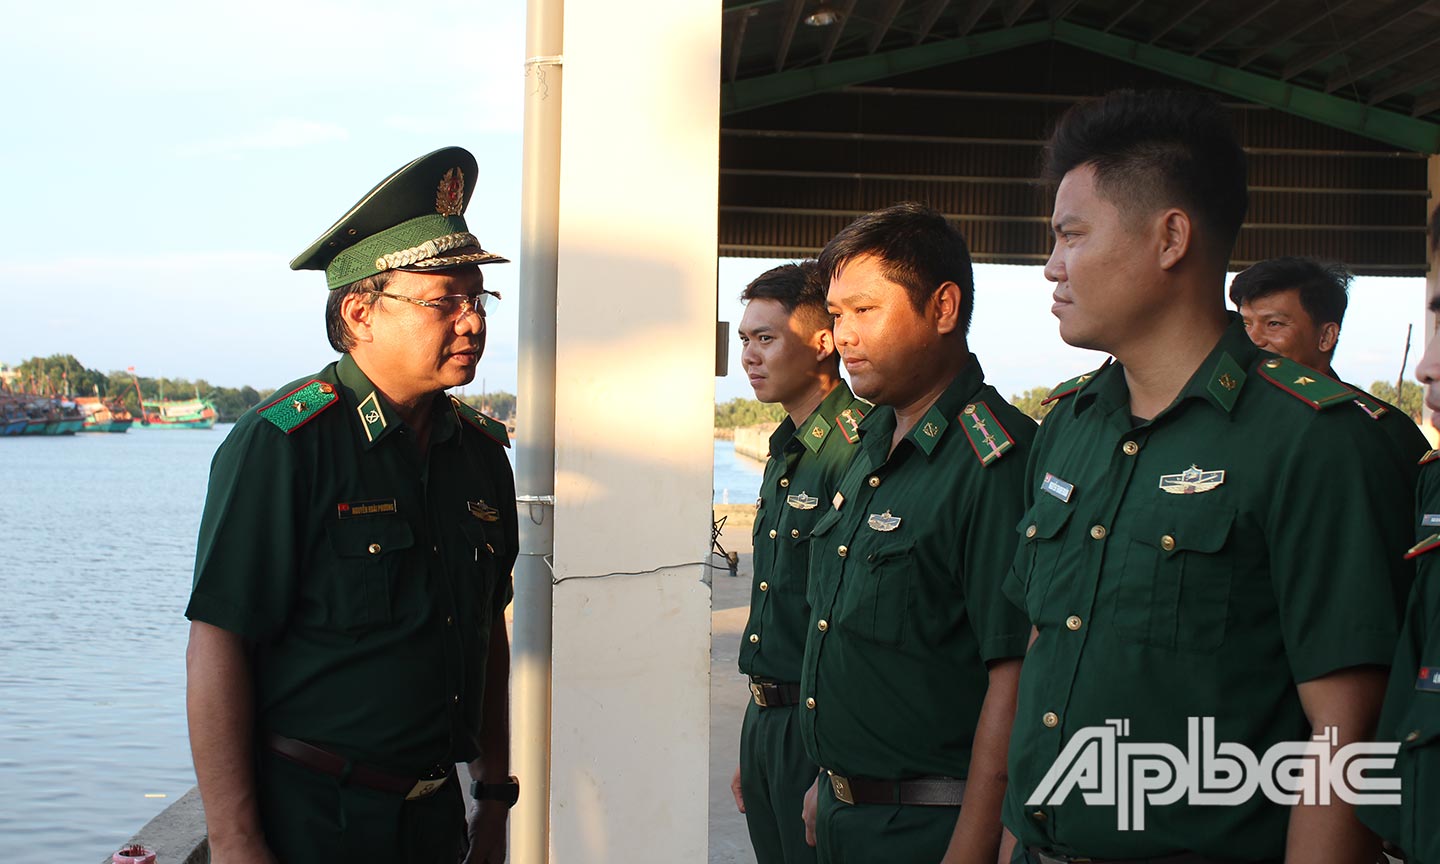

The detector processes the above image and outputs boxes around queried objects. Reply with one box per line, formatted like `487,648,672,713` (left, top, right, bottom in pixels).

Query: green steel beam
721,21,1054,114
1051,21,1440,153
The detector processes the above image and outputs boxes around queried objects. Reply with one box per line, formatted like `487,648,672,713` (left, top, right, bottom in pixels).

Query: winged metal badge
867,510,901,532
786,492,820,510
1158,465,1225,495
467,500,501,521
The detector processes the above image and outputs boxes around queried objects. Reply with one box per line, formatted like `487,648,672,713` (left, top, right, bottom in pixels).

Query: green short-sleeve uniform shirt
741,381,868,683
185,353,518,772
800,356,1035,780
1362,452,1440,864
1003,318,1415,860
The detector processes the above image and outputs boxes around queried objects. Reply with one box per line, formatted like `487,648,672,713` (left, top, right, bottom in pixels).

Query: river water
0,426,763,862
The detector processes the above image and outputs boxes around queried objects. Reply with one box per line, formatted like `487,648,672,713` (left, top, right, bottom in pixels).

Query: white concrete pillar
547,1,719,861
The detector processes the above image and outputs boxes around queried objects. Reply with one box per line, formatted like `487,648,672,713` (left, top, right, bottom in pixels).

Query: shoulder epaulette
960,400,1015,467
1420,449,1440,467
257,379,338,434
1406,534,1440,560
1255,357,1355,409
834,405,866,444
1041,369,1100,405
451,397,510,448
1351,392,1390,420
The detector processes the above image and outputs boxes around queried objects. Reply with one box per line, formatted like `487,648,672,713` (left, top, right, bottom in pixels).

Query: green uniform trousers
257,749,466,864
815,772,958,864
741,700,818,864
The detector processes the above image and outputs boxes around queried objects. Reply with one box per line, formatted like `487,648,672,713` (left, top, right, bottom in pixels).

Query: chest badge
1418,666,1440,693
336,498,398,519
1158,465,1226,495
787,492,819,510
867,510,902,532
1041,472,1074,503
467,500,501,522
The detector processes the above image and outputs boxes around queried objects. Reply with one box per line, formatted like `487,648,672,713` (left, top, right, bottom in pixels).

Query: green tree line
715,398,787,428
2,355,269,422
458,391,517,420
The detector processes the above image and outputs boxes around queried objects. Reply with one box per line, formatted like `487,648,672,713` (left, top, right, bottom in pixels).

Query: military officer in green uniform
1229,256,1427,460
799,203,1035,864
1360,214,1440,864
185,147,520,864
730,261,867,864
1003,91,1414,864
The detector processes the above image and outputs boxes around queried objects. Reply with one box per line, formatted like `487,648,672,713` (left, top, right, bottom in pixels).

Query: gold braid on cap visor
374,232,481,272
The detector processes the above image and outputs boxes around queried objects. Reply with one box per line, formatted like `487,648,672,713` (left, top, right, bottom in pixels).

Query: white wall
549,0,719,860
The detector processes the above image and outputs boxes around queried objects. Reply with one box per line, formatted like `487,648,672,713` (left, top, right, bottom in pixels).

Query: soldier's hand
802,777,819,847
207,835,278,864
731,764,745,813
461,800,508,864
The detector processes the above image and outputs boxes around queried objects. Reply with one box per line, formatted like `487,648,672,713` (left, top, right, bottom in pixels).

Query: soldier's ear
934,281,962,335
341,292,376,345
1318,321,1339,353
815,327,835,361
1157,208,1193,272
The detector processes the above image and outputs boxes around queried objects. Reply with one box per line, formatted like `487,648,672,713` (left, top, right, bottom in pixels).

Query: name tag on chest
1418,665,1440,693
337,498,398,519
1041,473,1074,503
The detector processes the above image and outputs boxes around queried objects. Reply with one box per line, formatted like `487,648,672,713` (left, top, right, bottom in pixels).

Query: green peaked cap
290,147,509,290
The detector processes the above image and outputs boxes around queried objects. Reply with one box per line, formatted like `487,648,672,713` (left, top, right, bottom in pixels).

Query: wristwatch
471,775,520,808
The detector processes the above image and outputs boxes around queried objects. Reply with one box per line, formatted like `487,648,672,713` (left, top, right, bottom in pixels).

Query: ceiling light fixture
804,2,839,26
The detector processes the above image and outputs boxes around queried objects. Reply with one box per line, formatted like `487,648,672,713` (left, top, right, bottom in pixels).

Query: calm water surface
0,427,762,861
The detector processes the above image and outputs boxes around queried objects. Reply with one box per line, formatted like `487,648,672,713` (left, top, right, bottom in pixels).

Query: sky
0,1,1428,407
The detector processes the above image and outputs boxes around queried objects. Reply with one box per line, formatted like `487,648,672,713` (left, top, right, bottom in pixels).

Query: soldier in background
731,261,867,864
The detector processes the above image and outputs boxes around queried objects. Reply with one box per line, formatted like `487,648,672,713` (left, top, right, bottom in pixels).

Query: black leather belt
266,733,452,800
1027,849,1270,864
826,770,966,806
748,677,801,707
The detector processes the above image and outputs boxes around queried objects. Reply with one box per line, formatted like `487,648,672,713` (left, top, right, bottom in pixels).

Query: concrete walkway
710,517,760,864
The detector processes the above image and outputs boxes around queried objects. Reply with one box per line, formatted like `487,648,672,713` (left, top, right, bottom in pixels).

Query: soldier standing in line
731,261,868,864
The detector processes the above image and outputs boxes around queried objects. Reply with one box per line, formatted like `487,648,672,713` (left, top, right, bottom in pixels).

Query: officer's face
1416,289,1440,417
828,253,946,408
1238,290,1335,372
366,268,488,394
1045,164,1161,353
738,298,831,409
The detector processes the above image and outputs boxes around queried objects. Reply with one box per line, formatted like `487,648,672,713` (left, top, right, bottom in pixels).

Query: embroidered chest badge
867,510,901,532
787,492,820,510
1159,465,1226,495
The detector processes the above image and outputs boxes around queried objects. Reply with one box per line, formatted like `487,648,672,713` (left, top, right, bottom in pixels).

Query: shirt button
806,697,816,709
1264,358,1282,369
769,529,778,539
1025,524,1037,539
1042,711,1059,728
1122,440,1140,456
1090,524,1107,540
791,529,800,538
817,619,828,632
1031,810,1048,823
446,616,454,626
780,478,790,488
433,545,439,554
368,543,382,554
1066,615,1082,631
1406,730,1421,743
837,545,848,558
868,476,880,488
759,581,769,592
1160,534,1176,552
453,694,460,704
749,634,760,644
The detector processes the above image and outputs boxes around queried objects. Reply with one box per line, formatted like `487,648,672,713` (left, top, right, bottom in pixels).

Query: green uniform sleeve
1268,412,1412,683
965,444,1034,663
1002,417,1047,614
492,448,519,617
185,415,304,642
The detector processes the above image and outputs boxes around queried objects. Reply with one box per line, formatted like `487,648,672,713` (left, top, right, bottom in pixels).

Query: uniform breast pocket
322,517,415,633
839,541,914,648
1116,502,1234,651
1396,690,1440,859
459,520,503,626
1014,500,1075,623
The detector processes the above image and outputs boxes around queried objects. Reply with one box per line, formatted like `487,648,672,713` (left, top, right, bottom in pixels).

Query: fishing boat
76,396,134,433
49,399,84,434
135,397,218,429
0,397,28,436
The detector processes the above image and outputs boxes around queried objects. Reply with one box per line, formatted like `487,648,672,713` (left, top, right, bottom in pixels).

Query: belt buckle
827,770,853,805
405,767,450,800
749,682,768,707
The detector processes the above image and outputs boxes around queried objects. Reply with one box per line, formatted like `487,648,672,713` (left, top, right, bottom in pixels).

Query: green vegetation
1367,380,1423,421
3,354,268,422
1010,386,1056,422
458,391,516,420
715,398,787,428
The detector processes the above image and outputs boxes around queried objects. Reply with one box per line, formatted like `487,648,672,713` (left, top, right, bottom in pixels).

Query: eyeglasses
366,289,500,321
